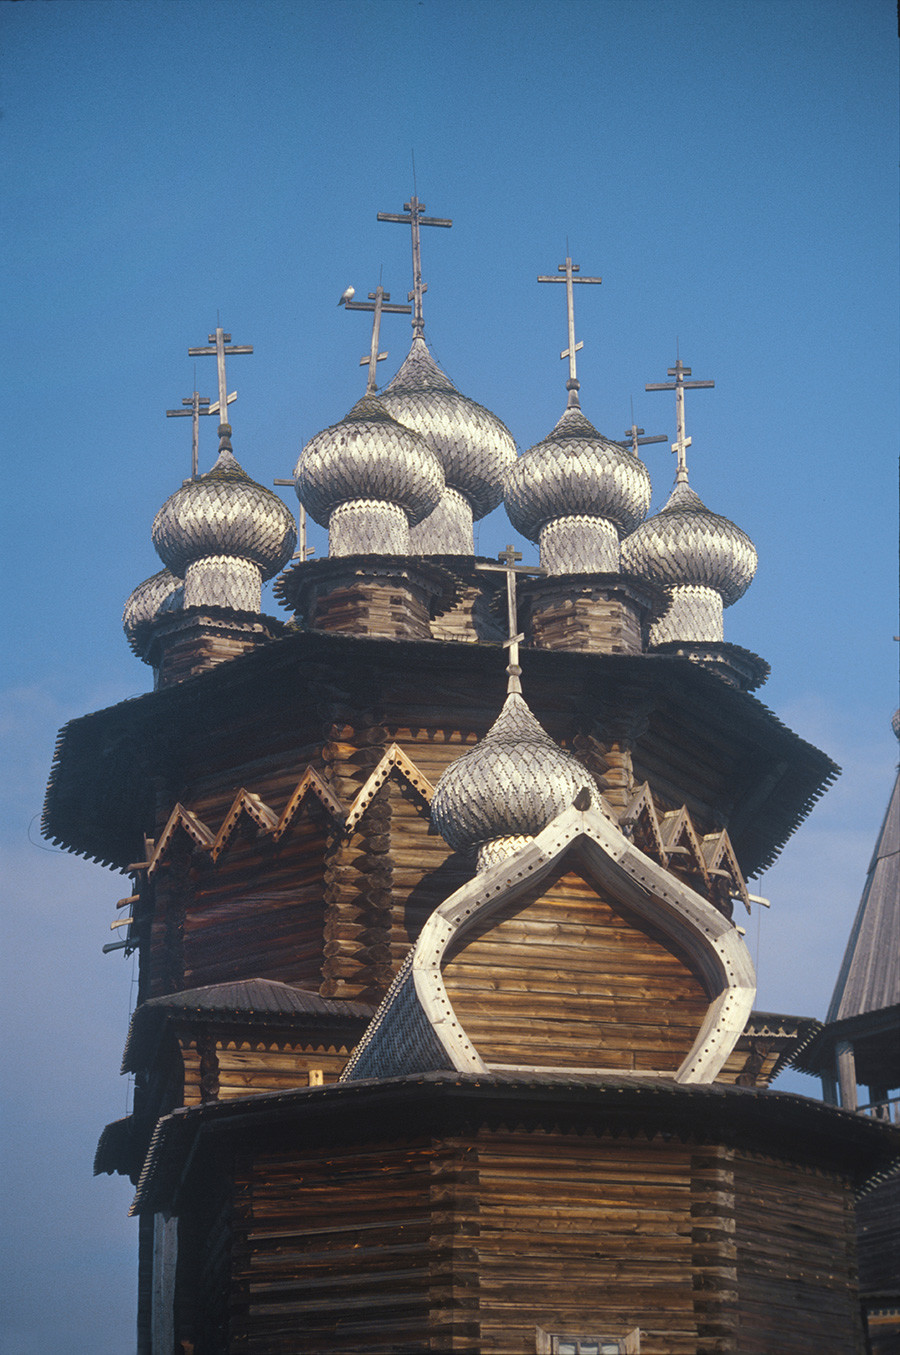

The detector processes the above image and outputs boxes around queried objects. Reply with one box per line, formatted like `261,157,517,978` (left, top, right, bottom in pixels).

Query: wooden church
44,200,899,1354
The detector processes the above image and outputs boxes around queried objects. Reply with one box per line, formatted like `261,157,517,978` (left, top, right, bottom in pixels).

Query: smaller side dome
621,480,757,606
430,693,599,862
621,479,757,645
123,569,183,657
152,445,297,580
294,394,443,536
504,405,652,549
379,337,516,522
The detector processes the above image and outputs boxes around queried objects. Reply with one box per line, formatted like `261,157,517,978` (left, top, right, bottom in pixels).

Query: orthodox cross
646,357,714,482
377,197,452,337
476,545,546,695
343,285,413,393
537,255,602,405
616,418,668,460
188,327,253,437
167,386,237,479
273,479,314,562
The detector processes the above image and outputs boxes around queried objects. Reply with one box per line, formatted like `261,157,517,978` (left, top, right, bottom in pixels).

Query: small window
536,1326,640,1354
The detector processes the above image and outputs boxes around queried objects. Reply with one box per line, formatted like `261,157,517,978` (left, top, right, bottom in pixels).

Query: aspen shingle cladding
43,631,837,877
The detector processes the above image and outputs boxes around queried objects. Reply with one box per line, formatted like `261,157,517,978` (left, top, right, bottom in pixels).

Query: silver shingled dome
378,337,516,521
294,394,444,529
152,447,297,579
430,693,599,854
504,405,652,542
620,479,757,606
123,568,183,653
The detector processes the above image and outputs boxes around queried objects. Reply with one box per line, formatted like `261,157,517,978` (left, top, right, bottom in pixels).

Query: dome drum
538,514,620,575
652,584,724,646
328,499,410,557
183,554,264,613
409,486,473,556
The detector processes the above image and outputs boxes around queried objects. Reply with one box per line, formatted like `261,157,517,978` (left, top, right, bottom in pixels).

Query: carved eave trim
146,745,434,873
148,804,215,876
658,805,712,890
273,767,346,840
620,781,668,865
211,790,279,862
411,804,756,1085
701,829,751,911
344,744,434,831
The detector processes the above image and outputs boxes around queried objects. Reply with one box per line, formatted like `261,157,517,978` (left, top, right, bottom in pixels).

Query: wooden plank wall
441,863,709,1072
733,1151,866,1353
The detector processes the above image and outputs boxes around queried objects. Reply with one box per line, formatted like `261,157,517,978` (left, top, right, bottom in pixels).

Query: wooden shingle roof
827,759,900,1023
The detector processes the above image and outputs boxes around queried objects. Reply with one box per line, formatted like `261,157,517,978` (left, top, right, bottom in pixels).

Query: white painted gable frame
411,803,756,1085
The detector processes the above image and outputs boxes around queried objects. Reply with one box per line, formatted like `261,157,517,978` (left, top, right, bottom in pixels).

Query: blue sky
1,1,897,1350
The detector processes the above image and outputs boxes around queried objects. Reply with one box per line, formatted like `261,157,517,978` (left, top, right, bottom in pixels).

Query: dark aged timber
46,214,899,1355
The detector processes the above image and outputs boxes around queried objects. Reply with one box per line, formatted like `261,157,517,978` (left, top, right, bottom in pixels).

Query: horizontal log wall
442,864,709,1072
733,1151,865,1353
179,1031,355,1105
229,1139,441,1353
467,1129,697,1355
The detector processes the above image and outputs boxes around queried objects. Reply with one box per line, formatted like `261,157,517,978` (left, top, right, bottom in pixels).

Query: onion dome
621,478,757,644
430,692,600,870
122,568,183,657
151,436,296,612
294,394,443,557
504,404,652,574
378,336,516,551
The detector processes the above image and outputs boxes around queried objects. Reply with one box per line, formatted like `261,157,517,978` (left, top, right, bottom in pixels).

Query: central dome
378,336,516,522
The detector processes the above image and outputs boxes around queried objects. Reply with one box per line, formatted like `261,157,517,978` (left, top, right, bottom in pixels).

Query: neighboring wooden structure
792,721,900,1355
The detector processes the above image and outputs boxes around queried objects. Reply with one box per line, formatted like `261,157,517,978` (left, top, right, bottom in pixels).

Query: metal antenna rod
377,195,452,337
646,355,714,482
537,253,602,407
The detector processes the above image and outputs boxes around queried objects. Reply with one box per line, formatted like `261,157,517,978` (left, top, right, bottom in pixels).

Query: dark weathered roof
42,629,838,877
827,760,900,1023
122,979,374,1073
129,1068,900,1215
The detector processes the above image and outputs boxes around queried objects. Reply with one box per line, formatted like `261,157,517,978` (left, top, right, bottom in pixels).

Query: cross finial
166,387,237,479
377,196,453,337
342,285,413,393
188,326,253,451
476,545,546,695
645,355,715,482
537,254,602,407
616,421,668,460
